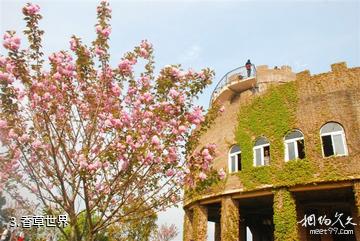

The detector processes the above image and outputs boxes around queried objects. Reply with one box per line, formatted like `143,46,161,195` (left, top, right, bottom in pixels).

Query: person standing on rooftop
245,59,252,77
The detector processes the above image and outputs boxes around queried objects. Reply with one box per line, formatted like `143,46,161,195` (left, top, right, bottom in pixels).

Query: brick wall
195,62,360,195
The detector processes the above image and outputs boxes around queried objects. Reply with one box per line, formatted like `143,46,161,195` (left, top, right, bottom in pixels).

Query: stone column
183,208,193,241
192,203,208,241
353,181,360,240
273,188,299,241
221,196,240,241
214,222,221,241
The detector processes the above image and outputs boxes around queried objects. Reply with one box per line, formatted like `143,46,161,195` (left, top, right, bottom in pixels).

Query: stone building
183,62,360,241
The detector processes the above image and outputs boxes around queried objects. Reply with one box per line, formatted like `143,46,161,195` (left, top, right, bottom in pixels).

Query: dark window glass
322,135,334,157
237,153,242,171
297,139,305,159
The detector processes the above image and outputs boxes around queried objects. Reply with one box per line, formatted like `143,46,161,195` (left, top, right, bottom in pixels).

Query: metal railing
210,64,256,104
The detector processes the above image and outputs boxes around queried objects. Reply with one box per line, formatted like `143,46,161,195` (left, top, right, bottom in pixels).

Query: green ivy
185,80,360,241
237,159,316,189
191,81,357,198
275,159,315,186
235,82,298,170
221,198,240,240
233,82,359,190
273,189,299,241
230,81,360,240
235,82,299,189
237,166,273,190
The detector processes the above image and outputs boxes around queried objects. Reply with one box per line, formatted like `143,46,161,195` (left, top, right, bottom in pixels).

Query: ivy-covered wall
192,204,208,241
234,79,360,191
273,189,299,241
183,63,360,241
183,210,193,241
235,81,300,189
236,82,298,170
220,197,239,241
185,64,360,204
234,81,325,189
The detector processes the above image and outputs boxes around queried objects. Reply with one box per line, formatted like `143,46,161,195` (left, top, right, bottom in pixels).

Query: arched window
229,145,241,173
253,137,270,166
284,130,305,161
320,122,348,157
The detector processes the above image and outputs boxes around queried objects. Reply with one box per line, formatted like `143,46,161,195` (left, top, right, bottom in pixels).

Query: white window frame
253,143,270,167
284,137,304,162
320,130,348,157
228,148,241,173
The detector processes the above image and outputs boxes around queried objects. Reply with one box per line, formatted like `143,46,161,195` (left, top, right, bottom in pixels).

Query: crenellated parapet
255,65,296,92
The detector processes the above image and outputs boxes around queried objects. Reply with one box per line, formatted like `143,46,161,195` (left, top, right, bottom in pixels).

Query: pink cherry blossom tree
0,1,225,240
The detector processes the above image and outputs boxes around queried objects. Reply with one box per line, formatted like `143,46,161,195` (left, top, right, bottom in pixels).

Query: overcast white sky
1,0,359,240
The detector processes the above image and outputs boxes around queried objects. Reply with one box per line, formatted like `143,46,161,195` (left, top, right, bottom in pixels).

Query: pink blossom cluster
76,153,102,173
218,168,226,180
138,40,152,58
49,52,76,78
140,40,152,49
69,37,78,51
3,32,20,51
118,58,136,76
95,46,105,56
23,3,40,15
187,106,205,125
96,25,111,38
183,143,219,186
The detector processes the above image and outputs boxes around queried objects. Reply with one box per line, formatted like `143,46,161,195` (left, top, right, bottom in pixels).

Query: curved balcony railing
210,64,257,104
